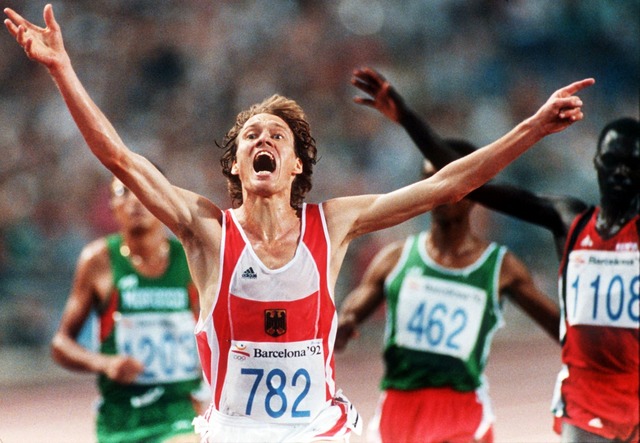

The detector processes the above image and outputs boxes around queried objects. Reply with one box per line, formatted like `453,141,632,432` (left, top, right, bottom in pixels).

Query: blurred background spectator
0,0,638,349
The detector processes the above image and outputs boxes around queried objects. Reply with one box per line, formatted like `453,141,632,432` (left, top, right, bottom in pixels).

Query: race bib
115,311,199,384
566,250,639,328
395,274,487,360
222,339,326,424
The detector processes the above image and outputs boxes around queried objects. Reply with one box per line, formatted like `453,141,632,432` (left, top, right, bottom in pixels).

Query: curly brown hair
219,95,317,209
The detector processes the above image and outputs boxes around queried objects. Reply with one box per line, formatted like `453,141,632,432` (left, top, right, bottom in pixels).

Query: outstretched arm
335,242,402,352
5,4,224,319
328,73,595,250
3,5,221,241
352,67,458,167
351,67,590,252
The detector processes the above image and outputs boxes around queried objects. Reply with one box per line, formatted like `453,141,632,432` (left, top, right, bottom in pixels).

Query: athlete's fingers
556,78,595,98
3,9,24,39
351,76,378,96
3,7,28,29
352,67,387,93
358,67,386,86
43,4,60,33
353,96,375,108
553,96,584,111
353,67,378,83
350,75,369,89
3,18,18,38
559,108,584,121
17,24,30,48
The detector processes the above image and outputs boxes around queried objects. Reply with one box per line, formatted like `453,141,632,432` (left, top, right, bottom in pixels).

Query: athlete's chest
236,212,302,270
247,236,300,270
574,217,639,252
228,243,321,301
565,221,639,329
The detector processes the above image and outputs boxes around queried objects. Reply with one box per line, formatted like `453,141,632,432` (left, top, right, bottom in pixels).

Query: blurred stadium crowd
0,0,638,348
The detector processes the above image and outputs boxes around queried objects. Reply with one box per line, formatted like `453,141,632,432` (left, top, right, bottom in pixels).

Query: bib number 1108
570,273,639,327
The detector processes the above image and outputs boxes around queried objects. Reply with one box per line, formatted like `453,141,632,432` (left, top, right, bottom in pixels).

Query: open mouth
253,151,276,173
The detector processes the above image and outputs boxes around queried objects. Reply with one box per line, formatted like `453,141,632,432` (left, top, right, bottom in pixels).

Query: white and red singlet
194,203,360,442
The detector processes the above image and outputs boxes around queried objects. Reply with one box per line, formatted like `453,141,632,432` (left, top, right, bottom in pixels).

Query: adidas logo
580,235,593,247
588,417,603,429
242,267,257,279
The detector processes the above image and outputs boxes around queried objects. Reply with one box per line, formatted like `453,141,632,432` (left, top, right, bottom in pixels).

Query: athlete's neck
235,198,301,242
596,195,640,239
427,220,483,268
120,228,170,272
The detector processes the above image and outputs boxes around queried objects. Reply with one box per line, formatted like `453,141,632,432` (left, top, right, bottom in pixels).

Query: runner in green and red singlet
51,178,206,443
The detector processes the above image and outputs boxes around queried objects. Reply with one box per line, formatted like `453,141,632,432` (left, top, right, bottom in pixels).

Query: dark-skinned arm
335,241,403,352
352,67,589,257
499,251,560,342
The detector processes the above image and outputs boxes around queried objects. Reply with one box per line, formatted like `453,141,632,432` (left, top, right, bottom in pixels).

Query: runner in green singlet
336,160,561,443
51,177,206,443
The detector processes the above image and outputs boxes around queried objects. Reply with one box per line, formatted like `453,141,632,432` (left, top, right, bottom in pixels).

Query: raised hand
4,4,67,69
532,78,596,136
351,67,405,123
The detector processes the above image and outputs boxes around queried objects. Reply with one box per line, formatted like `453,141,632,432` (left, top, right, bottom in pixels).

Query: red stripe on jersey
210,210,244,408
196,331,212,386
99,289,119,342
301,204,337,401
188,283,199,320
229,293,320,342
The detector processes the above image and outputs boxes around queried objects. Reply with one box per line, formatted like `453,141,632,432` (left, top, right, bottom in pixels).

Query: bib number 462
406,301,467,349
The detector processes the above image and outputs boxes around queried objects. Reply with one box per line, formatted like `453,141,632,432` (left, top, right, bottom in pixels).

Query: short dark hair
596,117,640,154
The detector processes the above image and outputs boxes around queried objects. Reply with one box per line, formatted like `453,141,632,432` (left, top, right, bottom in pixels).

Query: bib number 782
240,368,311,419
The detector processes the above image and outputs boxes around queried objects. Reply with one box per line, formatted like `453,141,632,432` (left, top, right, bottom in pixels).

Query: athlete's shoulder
78,236,110,263
74,236,112,283
167,235,183,247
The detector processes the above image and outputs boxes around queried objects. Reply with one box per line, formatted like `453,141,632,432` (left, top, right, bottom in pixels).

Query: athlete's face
431,198,475,222
110,179,162,234
231,113,302,198
594,128,640,204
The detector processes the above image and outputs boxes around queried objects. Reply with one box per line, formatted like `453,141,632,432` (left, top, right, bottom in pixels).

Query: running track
0,325,560,443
